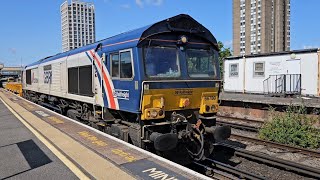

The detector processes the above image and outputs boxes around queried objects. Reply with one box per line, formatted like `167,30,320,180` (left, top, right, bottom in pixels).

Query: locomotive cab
134,15,231,162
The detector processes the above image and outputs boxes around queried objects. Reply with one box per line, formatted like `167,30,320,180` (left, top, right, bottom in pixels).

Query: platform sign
122,159,187,180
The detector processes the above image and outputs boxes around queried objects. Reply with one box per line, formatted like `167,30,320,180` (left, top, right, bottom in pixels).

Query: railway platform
218,92,320,125
220,92,320,108
0,89,209,180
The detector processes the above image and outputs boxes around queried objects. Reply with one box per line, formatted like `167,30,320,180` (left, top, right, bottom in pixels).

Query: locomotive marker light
177,35,188,45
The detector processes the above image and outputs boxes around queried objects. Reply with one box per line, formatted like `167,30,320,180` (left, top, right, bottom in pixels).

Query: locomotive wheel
66,109,80,121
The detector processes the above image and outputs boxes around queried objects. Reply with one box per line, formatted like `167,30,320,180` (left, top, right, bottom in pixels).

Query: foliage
217,41,232,78
259,106,320,149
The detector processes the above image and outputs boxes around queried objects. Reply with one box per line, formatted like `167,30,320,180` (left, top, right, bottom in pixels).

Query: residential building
233,0,290,56
61,0,95,52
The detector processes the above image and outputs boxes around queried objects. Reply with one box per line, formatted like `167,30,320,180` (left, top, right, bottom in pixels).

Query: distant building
233,0,291,56
0,66,23,77
60,0,95,52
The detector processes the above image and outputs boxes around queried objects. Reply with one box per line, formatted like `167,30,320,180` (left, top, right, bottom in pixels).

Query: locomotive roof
26,14,218,68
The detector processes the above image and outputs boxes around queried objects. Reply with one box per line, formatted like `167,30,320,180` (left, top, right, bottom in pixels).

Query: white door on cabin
285,59,301,92
286,59,301,74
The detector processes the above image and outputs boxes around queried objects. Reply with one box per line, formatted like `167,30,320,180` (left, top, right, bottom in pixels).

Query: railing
263,74,301,96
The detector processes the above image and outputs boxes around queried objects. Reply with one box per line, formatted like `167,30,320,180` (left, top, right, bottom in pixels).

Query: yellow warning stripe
0,97,90,180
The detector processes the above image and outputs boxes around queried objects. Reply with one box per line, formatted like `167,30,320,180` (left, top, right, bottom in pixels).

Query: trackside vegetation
259,106,320,149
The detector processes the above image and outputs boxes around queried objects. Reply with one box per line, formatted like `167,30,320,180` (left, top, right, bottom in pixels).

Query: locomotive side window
120,51,133,78
110,49,133,79
111,53,119,78
26,69,31,85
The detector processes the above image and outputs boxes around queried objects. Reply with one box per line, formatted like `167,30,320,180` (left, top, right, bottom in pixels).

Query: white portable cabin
223,48,320,96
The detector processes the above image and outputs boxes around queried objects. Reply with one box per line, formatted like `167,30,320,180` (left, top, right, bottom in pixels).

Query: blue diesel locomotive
23,14,231,163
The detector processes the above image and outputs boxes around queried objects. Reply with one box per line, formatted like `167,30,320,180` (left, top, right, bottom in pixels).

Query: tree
217,41,232,79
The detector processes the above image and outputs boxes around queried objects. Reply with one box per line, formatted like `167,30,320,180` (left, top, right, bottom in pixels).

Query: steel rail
217,115,265,125
231,134,320,158
219,143,320,178
193,161,238,180
216,120,260,132
203,158,266,180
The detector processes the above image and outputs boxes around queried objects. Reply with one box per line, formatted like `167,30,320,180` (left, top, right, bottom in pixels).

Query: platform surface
0,89,208,180
0,100,78,180
221,92,320,108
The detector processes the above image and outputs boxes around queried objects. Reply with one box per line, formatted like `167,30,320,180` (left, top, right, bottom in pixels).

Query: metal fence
263,74,301,96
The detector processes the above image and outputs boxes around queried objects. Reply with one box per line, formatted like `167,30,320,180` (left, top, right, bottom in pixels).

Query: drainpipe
243,56,246,94
318,48,320,96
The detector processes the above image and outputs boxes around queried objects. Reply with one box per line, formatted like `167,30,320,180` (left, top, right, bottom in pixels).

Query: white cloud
147,0,163,6
8,48,16,55
223,40,233,48
135,0,144,8
120,4,131,9
135,0,164,8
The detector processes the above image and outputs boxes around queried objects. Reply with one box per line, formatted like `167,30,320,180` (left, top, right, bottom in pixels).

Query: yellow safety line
0,97,90,180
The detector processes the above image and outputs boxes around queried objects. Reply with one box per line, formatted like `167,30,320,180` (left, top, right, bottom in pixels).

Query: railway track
217,143,320,179
217,115,264,125
230,134,320,158
194,159,266,180
216,120,259,132
216,116,262,132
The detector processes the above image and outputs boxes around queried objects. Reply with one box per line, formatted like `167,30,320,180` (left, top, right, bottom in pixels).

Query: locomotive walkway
0,89,209,180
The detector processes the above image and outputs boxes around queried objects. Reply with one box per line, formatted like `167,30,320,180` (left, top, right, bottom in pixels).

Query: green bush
259,106,320,149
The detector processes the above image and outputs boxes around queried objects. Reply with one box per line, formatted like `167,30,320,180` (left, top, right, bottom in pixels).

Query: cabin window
111,53,119,78
26,69,31,85
229,63,239,77
253,62,265,77
120,51,133,78
110,49,133,79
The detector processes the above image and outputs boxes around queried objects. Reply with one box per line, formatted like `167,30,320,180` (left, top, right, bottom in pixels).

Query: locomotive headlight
205,105,210,112
181,36,188,43
211,105,216,111
215,82,220,88
150,110,158,118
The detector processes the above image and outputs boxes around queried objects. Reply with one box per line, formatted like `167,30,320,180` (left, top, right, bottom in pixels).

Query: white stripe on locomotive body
102,59,120,110
23,49,121,110
88,50,109,108
89,50,119,110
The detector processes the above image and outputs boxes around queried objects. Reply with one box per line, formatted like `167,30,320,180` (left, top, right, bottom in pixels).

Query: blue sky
0,0,319,66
